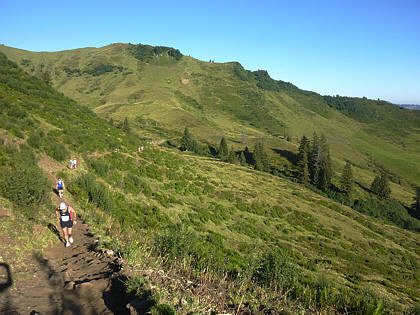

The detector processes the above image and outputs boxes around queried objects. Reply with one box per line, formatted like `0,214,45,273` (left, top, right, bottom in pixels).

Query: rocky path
0,218,130,314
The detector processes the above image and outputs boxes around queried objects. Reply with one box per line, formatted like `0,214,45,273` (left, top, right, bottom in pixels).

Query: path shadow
0,262,15,314
271,148,298,164
52,188,60,198
0,263,13,292
103,275,133,315
32,252,95,314
48,223,64,244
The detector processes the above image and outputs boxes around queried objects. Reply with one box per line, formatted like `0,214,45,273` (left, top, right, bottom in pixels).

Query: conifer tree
239,151,247,166
218,137,229,161
227,146,236,164
317,134,332,190
371,172,391,199
298,135,310,161
341,161,354,197
122,117,130,133
309,132,320,185
180,127,194,151
412,186,420,219
297,149,309,184
244,146,252,165
254,141,269,171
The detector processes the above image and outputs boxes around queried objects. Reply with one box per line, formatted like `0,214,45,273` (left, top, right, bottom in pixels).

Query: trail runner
56,201,77,247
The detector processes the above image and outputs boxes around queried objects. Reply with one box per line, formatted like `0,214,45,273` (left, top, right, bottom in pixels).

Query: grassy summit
0,49,419,313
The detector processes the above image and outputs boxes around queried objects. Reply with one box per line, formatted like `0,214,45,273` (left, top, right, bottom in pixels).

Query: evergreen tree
239,151,247,166
341,161,354,197
309,132,320,185
254,141,269,171
371,172,391,199
317,134,332,191
244,146,252,165
218,137,229,161
227,146,236,164
298,135,310,161
297,149,309,184
122,117,130,133
412,186,420,219
180,127,194,151
191,139,200,154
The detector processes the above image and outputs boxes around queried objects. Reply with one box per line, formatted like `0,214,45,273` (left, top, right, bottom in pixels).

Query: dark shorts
60,220,73,229
58,187,63,191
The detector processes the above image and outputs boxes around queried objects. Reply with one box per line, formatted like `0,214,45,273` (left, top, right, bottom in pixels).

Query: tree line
179,127,420,230
180,127,269,172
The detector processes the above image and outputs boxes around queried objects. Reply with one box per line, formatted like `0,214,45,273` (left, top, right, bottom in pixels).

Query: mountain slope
1,43,419,190
0,51,419,313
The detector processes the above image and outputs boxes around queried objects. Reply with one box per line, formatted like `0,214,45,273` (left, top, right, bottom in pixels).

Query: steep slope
0,52,419,313
1,43,419,188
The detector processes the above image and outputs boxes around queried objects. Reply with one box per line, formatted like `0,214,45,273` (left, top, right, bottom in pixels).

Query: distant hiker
56,201,77,247
56,178,65,198
73,159,77,169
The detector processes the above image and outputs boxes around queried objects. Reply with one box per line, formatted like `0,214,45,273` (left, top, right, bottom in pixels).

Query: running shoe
66,242,71,247
69,236,74,244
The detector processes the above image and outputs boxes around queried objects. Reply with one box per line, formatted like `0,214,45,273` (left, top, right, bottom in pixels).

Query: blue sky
1,0,420,104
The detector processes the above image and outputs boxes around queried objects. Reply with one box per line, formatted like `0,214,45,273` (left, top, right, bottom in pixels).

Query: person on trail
69,159,74,169
56,178,65,198
73,159,77,169
56,201,77,247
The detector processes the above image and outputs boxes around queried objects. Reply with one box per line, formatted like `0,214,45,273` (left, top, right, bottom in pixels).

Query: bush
27,132,41,148
252,248,298,290
74,173,113,211
44,139,69,161
151,304,176,315
89,159,109,177
0,164,49,211
154,224,198,264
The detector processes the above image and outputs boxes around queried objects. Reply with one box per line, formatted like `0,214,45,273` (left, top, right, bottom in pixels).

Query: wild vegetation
0,49,419,314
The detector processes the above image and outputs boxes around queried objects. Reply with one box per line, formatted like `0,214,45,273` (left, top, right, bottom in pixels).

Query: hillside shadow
32,251,98,314
103,275,132,314
0,262,14,314
271,148,298,164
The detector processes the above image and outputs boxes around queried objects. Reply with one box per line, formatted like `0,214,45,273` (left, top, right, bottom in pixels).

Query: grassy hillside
0,52,419,313
1,43,419,192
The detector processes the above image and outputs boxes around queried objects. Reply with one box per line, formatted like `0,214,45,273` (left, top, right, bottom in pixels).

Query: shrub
0,164,49,211
74,173,113,211
151,304,176,315
252,248,298,290
89,159,109,177
44,139,69,161
27,132,41,148
154,224,198,264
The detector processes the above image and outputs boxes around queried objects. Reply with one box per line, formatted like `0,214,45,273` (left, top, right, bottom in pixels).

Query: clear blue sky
1,0,420,104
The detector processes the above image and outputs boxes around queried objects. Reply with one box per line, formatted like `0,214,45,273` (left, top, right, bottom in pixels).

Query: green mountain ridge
0,49,419,313
1,43,419,190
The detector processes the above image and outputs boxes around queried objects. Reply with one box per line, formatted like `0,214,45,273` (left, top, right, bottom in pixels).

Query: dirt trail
1,221,129,314
0,156,131,314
